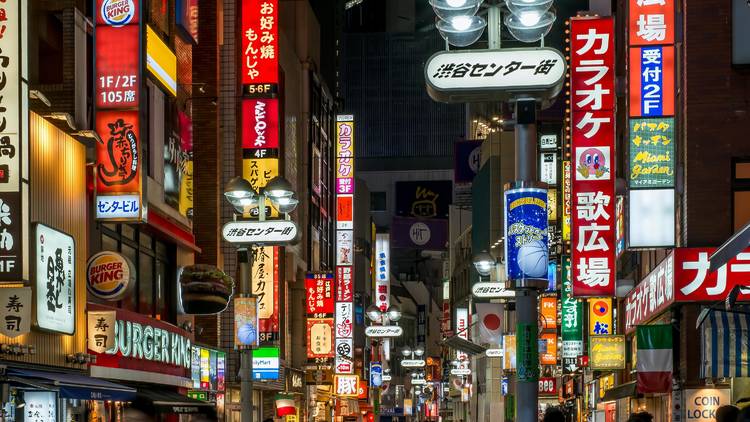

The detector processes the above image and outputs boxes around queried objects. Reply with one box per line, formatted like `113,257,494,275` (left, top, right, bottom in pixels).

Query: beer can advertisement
504,188,549,281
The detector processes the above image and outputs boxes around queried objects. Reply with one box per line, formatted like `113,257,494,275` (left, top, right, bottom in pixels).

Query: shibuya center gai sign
365,325,403,338
222,220,298,245
424,48,566,104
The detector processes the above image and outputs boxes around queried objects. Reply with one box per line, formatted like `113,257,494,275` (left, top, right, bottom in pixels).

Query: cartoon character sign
575,147,611,180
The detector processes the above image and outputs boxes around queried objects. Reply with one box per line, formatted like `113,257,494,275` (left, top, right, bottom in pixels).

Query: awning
442,335,486,355
601,381,637,402
7,368,136,401
134,388,215,415
701,307,750,378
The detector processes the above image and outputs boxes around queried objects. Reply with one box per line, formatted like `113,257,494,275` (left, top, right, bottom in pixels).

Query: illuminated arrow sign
401,359,426,368
472,282,515,298
365,326,403,338
425,48,566,106
222,220,298,245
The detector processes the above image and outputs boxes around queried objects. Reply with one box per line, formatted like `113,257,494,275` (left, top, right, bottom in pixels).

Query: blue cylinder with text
504,187,549,281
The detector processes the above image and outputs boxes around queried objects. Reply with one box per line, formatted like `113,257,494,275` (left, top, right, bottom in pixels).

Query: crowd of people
539,405,750,422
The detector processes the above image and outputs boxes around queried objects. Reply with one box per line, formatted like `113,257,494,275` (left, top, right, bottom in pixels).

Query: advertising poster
504,187,548,281
540,296,557,330
234,296,259,349
629,117,675,188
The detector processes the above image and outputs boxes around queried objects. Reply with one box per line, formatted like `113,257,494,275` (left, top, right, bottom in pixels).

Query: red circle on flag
593,300,609,316
483,314,501,331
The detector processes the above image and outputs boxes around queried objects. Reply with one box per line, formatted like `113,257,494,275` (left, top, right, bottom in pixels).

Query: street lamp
430,0,486,47
223,176,298,422
473,251,496,277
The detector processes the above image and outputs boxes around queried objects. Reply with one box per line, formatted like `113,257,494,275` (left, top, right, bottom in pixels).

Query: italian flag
636,324,672,393
275,394,296,417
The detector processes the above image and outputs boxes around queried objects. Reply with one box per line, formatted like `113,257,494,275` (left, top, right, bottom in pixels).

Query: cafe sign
425,48,566,104
589,335,626,370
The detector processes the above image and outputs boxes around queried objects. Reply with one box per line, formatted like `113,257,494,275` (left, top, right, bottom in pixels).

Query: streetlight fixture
430,0,486,47
366,304,383,323
386,304,403,322
473,251,496,277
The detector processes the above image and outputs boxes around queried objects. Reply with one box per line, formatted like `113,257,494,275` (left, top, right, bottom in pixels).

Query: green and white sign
252,346,280,380
516,322,539,382
629,118,675,188
561,256,583,373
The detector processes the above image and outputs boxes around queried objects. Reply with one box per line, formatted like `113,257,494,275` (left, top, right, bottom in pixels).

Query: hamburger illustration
179,265,234,314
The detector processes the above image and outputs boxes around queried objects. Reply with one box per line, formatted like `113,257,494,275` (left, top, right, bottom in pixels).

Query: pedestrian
736,406,750,422
627,412,653,422
715,404,739,422
542,407,565,422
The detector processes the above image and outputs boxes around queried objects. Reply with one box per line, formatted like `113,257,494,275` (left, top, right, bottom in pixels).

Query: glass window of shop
99,223,175,322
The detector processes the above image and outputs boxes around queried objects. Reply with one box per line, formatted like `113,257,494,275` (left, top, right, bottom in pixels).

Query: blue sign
547,261,557,292
501,376,509,396
640,46,664,116
370,362,383,387
504,188,548,281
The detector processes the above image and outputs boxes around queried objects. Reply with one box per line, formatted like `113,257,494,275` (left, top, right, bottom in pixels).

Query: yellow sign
589,335,626,370
179,159,193,217
548,188,557,222
503,335,516,370
242,157,279,217
334,375,360,397
335,119,355,182
251,246,277,320
562,161,571,241
598,373,615,399
146,25,177,96
588,298,613,335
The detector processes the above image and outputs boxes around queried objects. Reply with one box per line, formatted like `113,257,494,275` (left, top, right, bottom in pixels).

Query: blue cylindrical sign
370,361,383,387
504,188,549,281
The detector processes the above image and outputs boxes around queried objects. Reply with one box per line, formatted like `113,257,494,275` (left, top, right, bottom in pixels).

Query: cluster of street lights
429,0,557,47
224,176,299,215
365,304,403,324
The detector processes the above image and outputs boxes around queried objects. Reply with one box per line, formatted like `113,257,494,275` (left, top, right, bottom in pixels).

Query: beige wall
0,112,89,368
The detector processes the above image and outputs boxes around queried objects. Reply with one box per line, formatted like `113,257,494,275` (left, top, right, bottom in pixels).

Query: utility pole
239,247,254,422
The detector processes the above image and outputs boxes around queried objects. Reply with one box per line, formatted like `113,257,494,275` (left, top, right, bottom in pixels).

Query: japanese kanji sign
570,17,617,297
95,0,144,222
24,391,57,422
424,48,566,104
562,160,572,241
504,187,549,281
251,246,278,342
87,310,116,353
629,117,675,188
242,98,279,150
0,287,31,338
334,375,360,397
629,46,675,117
336,267,353,302
241,0,278,85
588,298,613,335
629,0,675,46
336,116,355,195
234,296,259,349
222,220,298,245
35,224,75,335
375,233,391,311
561,256,584,372
307,318,335,358
305,272,334,315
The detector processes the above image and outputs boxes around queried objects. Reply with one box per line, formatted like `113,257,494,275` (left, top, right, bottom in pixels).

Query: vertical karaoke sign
335,115,355,375
94,0,144,221
570,17,616,297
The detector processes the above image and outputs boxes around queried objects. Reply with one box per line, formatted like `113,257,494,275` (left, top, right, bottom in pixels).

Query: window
733,0,750,65
371,192,387,211
99,224,175,321
732,159,750,231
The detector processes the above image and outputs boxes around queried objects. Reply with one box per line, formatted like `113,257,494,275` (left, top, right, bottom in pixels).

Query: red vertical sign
241,0,279,85
570,17,616,297
628,0,675,46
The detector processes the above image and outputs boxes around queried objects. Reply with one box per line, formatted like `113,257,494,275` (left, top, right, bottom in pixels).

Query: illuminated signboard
629,117,675,188
589,335,626,370
242,98,279,150
252,346,280,380
570,17,616,297
307,318,335,358
305,273,334,315
234,296,259,349
629,46,675,118
146,25,177,96
628,0,675,46
241,0,279,85
588,298,613,335
35,224,75,335
252,246,279,342
375,234,390,311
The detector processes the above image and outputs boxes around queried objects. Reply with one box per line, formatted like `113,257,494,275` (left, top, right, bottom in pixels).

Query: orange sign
540,296,557,330
629,0,674,46
540,333,557,365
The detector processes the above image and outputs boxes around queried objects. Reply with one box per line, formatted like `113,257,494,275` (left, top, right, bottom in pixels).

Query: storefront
189,344,227,420
87,304,215,420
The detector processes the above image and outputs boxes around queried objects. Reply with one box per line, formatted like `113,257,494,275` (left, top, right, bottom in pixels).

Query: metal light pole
238,246,254,422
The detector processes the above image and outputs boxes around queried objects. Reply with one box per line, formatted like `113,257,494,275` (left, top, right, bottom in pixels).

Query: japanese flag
475,303,504,346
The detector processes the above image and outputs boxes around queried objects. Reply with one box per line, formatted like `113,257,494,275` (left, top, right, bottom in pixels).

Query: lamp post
224,176,299,422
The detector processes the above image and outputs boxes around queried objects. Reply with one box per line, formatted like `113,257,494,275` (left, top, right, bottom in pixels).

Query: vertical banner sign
562,161,572,242
35,224,75,335
570,17,616,297
417,304,427,343
628,118,675,188
234,296,259,349
561,256,584,373
95,0,144,221
588,297,613,335
252,246,279,342
334,115,355,374
306,318,335,358
629,0,675,46
539,297,557,330
504,188,549,281
628,46,675,118
0,287,31,338
375,234,390,311
305,273,335,364
241,0,279,86
305,272,334,315
516,322,539,382
87,310,116,353
456,307,469,363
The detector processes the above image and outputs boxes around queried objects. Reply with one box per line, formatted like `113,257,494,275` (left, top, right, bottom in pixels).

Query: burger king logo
100,0,135,27
87,251,134,300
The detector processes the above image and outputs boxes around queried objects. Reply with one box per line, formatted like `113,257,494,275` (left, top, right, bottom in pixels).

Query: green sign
187,391,208,401
516,322,539,382
561,256,583,341
504,394,515,421
629,118,675,188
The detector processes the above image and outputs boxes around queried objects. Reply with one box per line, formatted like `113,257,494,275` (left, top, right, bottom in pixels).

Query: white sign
24,391,57,422
0,287,30,338
456,307,469,362
0,0,20,193
334,374,359,397
336,230,353,265
382,374,392,382
485,348,503,358
450,368,472,376
87,311,116,354
35,224,75,335
412,378,426,385
540,134,558,150
425,48,567,103
335,302,354,338
375,233,390,311
335,338,354,374
629,189,676,248
540,152,557,185
96,195,141,219
684,388,730,421
365,325,403,338
409,222,431,246
104,318,192,368
472,282,515,298
401,359,426,368
562,340,584,359
222,220,298,245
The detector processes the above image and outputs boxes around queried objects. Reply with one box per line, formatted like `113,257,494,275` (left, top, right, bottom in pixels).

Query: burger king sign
100,0,136,27
87,252,135,301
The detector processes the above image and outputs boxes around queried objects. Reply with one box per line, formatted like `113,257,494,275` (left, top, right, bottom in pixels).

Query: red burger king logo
87,251,134,300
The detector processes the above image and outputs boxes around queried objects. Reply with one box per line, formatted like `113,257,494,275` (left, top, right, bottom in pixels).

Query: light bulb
445,0,468,6
518,10,542,27
450,15,472,31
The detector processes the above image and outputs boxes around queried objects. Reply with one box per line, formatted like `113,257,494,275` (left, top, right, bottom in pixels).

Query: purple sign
454,140,482,184
390,217,448,250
